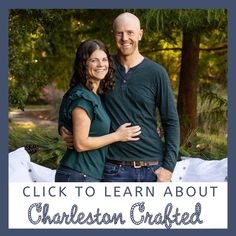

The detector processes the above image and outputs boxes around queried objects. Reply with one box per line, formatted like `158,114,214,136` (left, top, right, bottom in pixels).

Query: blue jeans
102,161,162,182
55,165,101,182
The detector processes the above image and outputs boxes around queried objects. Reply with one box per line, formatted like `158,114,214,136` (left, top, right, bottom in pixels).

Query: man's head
113,12,143,57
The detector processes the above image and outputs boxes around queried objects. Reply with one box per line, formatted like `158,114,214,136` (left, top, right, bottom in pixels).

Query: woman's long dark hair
69,39,115,95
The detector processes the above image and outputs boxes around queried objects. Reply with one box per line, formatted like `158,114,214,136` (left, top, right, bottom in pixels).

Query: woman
55,39,141,182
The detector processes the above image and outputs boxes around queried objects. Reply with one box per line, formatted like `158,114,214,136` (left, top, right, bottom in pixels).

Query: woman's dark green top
59,85,111,179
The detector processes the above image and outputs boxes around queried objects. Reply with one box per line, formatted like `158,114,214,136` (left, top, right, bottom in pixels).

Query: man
60,12,180,182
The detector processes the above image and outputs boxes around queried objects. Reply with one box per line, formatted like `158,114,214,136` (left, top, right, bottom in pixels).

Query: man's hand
155,167,172,182
60,126,73,149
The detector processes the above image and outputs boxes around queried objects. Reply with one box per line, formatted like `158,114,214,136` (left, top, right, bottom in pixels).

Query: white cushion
9,148,227,182
172,157,227,182
9,147,55,182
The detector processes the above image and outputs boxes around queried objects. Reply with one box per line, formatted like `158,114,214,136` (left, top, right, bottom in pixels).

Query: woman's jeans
55,165,100,182
102,161,162,182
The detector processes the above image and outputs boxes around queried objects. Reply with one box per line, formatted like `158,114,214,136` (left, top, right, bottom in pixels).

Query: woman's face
86,49,109,81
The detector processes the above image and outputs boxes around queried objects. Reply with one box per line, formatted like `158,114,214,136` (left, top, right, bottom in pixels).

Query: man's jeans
55,165,100,182
102,161,162,182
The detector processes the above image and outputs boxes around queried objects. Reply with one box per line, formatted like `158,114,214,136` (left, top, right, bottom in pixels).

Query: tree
8,9,122,109
9,10,69,109
136,9,227,144
9,10,227,143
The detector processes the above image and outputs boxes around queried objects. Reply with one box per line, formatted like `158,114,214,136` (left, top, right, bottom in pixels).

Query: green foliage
179,131,227,160
9,10,65,108
9,123,227,170
8,83,29,110
198,84,227,134
134,9,227,141
9,9,123,109
9,9,228,142
9,124,66,169
197,29,227,134
135,9,227,33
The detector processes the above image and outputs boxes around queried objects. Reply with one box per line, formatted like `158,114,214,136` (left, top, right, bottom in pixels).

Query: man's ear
139,29,144,41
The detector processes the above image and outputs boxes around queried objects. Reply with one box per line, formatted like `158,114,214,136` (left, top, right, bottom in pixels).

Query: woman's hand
114,123,141,142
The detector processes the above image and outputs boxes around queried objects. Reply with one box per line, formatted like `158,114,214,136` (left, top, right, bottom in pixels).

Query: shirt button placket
122,73,128,90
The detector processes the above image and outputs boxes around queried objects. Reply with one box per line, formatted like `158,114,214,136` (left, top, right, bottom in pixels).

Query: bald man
60,12,180,182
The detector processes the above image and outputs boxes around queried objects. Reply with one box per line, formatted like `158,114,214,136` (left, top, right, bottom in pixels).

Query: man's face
113,19,143,57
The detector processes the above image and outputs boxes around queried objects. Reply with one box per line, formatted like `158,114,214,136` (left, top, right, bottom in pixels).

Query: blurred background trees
8,9,227,167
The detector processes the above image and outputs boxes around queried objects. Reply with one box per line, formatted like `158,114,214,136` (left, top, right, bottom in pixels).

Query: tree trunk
177,31,200,145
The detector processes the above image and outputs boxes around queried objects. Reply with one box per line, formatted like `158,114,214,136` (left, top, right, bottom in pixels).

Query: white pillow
172,157,227,182
9,147,55,182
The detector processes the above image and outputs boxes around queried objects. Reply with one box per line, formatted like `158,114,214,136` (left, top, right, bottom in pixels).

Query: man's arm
58,90,74,149
60,126,74,149
156,67,180,181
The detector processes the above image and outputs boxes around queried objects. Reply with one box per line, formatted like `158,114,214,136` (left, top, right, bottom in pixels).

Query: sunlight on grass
10,122,36,129
179,131,227,160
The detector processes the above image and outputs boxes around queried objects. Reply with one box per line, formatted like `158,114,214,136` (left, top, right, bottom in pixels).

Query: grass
9,122,227,170
9,104,53,112
9,123,66,169
179,131,227,160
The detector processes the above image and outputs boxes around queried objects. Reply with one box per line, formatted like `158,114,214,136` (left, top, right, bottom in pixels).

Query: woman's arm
72,107,141,152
